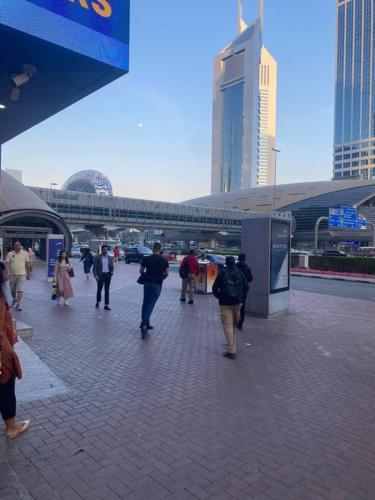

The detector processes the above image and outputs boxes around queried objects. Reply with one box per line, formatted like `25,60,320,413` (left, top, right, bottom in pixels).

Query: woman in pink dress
53,250,74,306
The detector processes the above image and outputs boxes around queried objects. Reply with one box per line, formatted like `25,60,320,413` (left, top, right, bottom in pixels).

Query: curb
291,272,375,285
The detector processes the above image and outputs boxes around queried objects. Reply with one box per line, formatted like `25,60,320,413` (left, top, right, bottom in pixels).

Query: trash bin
196,262,219,294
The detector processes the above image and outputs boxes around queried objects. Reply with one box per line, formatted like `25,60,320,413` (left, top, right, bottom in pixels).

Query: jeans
0,378,16,421
141,283,162,326
96,273,111,306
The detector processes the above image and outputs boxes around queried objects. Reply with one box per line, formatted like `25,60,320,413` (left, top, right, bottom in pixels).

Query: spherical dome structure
62,170,113,196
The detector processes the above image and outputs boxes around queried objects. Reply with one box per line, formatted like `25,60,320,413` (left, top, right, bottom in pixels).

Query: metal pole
367,221,375,246
271,148,281,211
314,216,328,253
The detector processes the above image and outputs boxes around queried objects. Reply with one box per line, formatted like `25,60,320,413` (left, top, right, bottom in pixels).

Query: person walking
113,246,120,264
212,256,248,359
54,250,74,306
139,242,169,338
93,245,114,310
179,250,200,304
236,253,253,330
5,241,31,312
80,248,94,279
0,269,30,439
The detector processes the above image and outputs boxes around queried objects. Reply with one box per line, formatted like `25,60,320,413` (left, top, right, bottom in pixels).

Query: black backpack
179,260,190,279
222,268,243,302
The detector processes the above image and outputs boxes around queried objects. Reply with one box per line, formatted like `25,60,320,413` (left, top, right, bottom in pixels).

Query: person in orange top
179,250,200,305
0,265,29,438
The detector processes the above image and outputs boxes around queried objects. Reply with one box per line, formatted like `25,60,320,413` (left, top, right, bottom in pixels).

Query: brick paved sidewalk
1,261,375,499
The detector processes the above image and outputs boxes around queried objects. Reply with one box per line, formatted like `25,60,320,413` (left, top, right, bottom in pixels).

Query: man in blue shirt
93,245,114,310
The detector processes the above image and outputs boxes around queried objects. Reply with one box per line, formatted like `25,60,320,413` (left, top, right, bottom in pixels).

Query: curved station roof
0,171,72,245
187,180,375,212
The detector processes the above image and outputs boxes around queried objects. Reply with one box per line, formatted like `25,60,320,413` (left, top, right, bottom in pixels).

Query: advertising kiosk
241,212,291,318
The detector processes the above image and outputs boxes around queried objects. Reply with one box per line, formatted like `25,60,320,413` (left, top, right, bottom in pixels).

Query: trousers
180,274,196,301
219,304,241,354
96,273,111,305
238,293,248,327
141,283,162,326
0,378,16,421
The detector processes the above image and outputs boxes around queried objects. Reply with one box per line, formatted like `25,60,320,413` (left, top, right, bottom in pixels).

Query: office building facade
334,0,375,180
211,1,277,193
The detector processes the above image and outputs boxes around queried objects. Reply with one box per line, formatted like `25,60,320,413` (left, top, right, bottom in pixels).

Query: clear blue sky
3,0,336,202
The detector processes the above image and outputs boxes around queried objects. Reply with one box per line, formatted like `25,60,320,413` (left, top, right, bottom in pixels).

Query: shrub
308,256,375,275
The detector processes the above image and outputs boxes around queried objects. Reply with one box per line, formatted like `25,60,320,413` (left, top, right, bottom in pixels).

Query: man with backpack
212,256,249,359
179,250,200,304
236,253,253,330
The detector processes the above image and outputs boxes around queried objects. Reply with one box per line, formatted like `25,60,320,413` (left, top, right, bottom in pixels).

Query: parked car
124,245,152,264
199,254,226,266
70,246,82,258
322,250,347,257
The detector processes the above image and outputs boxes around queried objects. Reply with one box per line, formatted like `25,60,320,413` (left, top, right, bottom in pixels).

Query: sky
2,0,337,202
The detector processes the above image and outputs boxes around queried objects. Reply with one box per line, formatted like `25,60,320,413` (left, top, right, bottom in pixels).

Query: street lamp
271,147,281,211
50,182,58,190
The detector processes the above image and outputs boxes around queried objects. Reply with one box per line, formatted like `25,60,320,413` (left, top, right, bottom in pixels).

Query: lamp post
271,147,281,211
49,182,57,210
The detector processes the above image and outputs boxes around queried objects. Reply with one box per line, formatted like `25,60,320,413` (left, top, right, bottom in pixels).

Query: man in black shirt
139,243,169,338
236,253,253,330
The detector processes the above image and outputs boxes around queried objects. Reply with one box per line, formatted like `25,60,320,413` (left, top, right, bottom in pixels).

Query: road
291,275,375,301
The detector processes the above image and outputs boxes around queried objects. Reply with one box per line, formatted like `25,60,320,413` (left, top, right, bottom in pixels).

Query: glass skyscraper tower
211,1,277,193
334,0,375,180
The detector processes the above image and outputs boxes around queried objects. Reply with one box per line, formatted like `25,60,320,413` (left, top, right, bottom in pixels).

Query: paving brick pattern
1,261,375,499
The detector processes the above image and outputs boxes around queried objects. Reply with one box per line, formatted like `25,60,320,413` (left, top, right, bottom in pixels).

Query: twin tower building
211,0,277,194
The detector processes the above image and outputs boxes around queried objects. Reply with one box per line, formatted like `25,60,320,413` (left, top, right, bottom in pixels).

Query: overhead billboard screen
329,206,367,230
0,0,129,71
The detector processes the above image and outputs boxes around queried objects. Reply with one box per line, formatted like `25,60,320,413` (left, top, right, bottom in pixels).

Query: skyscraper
211,0,277,194
334,0,375,180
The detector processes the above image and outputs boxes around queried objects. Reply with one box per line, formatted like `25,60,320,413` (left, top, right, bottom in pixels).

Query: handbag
51,285,58,301
68,268,75,278
137,273,147,285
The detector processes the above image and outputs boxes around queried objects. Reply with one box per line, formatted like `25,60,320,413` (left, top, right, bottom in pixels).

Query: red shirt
179,255,200,276
113,248,120,257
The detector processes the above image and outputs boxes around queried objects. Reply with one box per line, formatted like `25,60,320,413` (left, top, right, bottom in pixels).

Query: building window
343,170,351,177
352,161,359,167
335,172,342,179
351,170,359,176
335,164,342,169
343,154,351,159
361,151,368,157
335,155,342,161
352,152,359,158
361,169,369,179
361,159,369,165
343,146,351,151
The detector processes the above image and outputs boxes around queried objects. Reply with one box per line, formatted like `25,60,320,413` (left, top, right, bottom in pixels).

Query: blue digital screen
0,0,129,71
329,206,367,230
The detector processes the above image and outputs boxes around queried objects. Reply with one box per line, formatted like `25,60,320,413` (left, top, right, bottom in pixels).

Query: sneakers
15,304,22,312
179,297,186,303
10,300,17,309
223,352,236,360
104,305,111,311
188,300,194,305
64,300,69,307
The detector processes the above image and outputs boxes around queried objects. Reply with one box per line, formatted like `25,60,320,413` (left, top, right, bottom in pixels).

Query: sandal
6,420,30,439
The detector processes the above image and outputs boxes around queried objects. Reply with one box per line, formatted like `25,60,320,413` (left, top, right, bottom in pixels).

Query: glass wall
221,82,244,192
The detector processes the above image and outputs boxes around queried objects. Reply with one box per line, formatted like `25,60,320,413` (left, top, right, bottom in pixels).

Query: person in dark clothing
212,256,249,359
80,249,94,279
139,243,169,338
93,246,114,310
236,253,253,330
179,249,200,304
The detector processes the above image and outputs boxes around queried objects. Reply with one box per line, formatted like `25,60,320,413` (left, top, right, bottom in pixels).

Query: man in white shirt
93,246,114,310
5,241,31,312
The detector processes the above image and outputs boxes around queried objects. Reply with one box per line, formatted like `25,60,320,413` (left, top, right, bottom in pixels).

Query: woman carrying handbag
54,250,74,306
